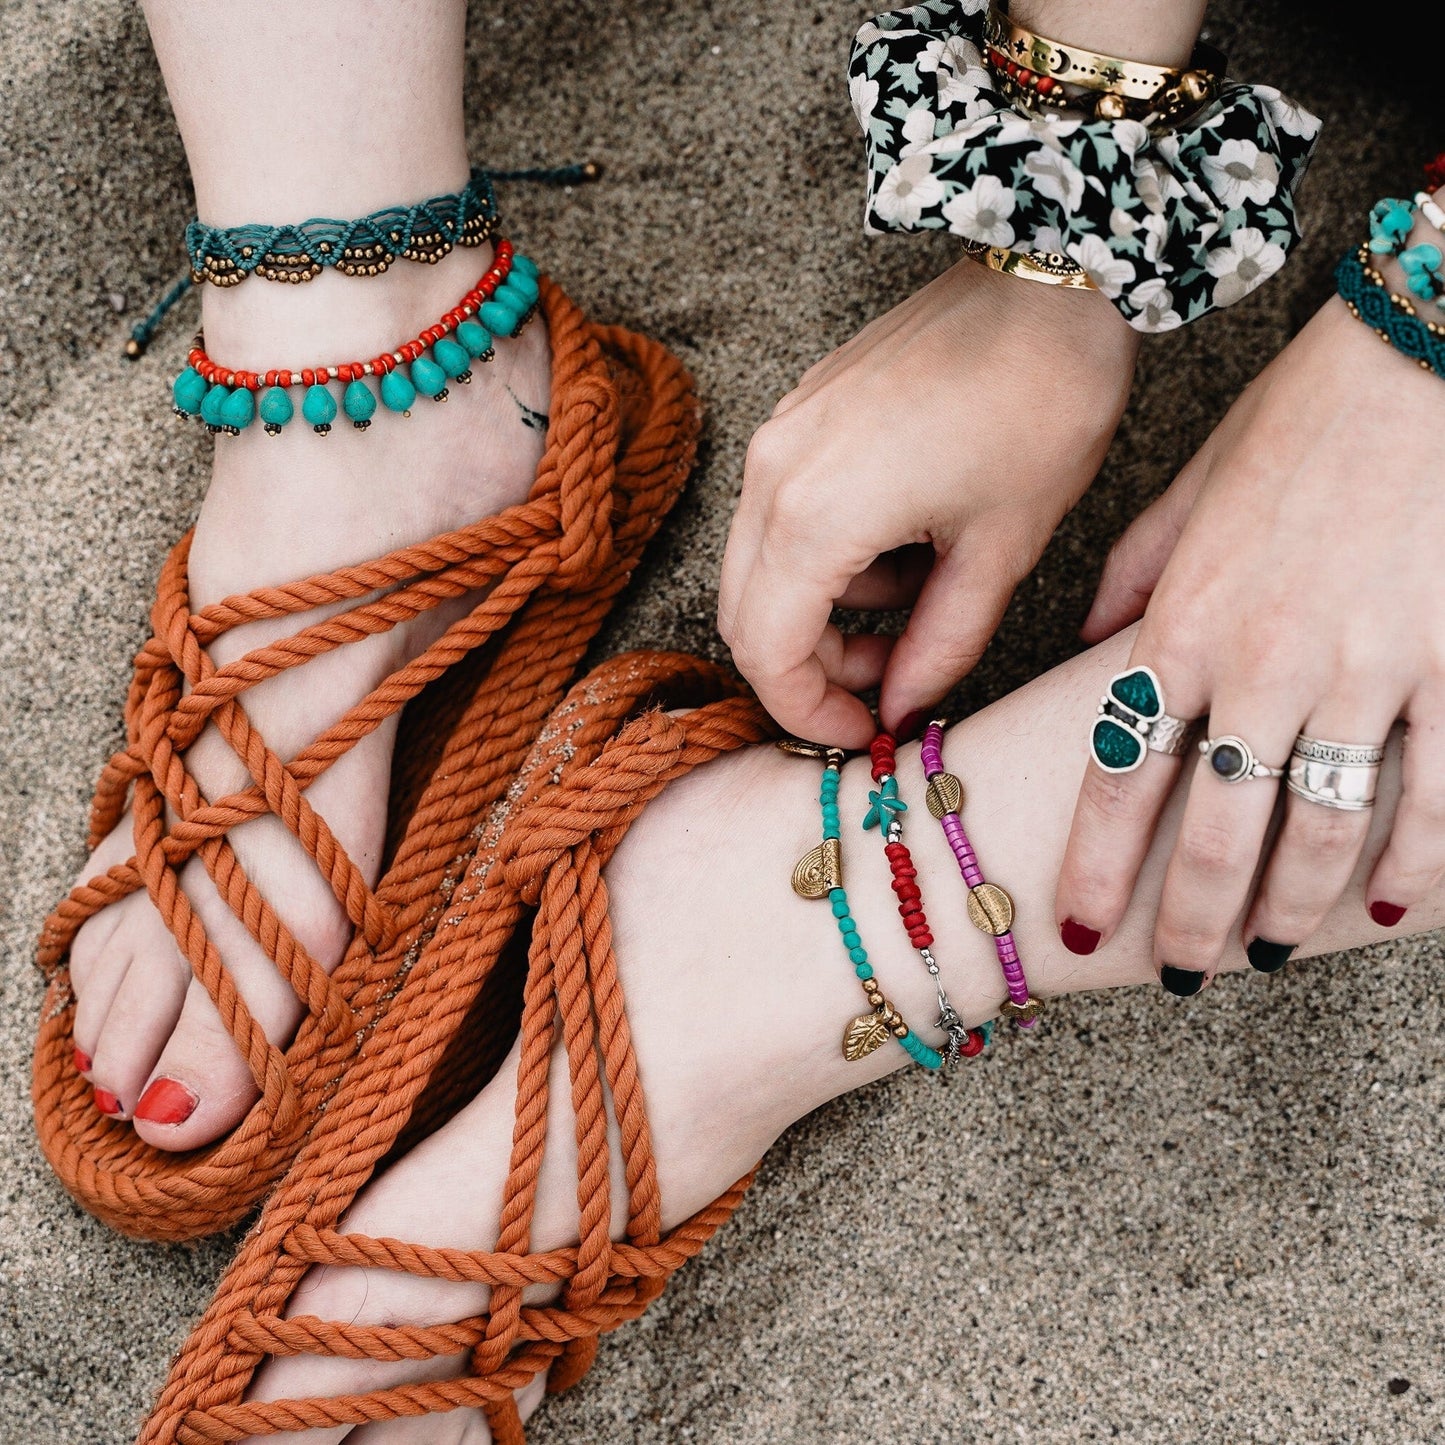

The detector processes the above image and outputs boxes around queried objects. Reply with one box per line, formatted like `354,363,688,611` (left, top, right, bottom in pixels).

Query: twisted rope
138,654,775,1443
32,287,700,1242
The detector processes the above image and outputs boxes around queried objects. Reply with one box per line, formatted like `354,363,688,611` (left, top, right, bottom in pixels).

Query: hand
1057,296,1445,984
717,255,1139,747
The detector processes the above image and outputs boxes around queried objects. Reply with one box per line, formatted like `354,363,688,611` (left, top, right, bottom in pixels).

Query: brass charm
791,837,842,898
843,1012,890,1062
925,772,963,819
967,882,1015,936
776,738,829,758
1000,995,1045,1024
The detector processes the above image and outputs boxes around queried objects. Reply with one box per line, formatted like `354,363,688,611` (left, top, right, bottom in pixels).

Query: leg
68,0,552,1146
236,626,1440,1442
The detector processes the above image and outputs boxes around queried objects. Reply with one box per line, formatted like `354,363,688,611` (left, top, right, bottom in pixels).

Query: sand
2,1,1442,1440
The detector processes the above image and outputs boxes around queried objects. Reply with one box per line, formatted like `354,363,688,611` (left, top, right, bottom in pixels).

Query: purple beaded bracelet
920,721,1043,1028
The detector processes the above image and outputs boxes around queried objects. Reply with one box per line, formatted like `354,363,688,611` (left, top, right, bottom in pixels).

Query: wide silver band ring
1285,735,1384,810
1198,734,1286,783
1146,713,1202,757
1090,666,1202,774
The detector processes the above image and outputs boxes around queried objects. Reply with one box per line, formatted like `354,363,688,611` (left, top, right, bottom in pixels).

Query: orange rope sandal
138,651,773,1444
32,279,699,1243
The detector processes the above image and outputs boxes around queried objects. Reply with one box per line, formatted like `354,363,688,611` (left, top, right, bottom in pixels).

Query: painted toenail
73,1046,92,1073
135,1077,199,1126
93,1087,123,1116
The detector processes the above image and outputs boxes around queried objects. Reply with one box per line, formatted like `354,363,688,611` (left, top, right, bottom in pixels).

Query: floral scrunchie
850,0,1322,331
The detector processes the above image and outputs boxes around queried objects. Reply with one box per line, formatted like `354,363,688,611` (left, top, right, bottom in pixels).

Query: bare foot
68,243,552,1150
235,739,1008,1442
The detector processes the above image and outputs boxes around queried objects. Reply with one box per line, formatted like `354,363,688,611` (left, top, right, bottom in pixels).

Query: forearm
1008,0,1208,67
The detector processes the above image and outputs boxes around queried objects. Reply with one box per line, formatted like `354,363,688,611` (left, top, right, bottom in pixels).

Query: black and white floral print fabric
850,0,1322,331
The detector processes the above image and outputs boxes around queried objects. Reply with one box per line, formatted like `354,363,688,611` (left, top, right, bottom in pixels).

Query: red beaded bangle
866,732,987,1063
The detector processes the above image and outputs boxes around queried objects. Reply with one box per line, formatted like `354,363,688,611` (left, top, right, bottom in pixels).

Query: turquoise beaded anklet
171,242,539,437
783,739,945,1071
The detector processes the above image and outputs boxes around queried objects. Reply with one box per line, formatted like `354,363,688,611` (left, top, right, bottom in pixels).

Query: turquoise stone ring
1090,666,1198,775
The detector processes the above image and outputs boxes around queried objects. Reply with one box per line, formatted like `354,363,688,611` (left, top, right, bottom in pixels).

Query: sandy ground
2,1,1443,1441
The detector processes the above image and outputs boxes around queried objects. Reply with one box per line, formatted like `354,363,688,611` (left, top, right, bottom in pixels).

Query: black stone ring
1198,734,1286,784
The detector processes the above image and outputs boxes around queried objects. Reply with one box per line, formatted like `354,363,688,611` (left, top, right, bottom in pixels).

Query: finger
1367,684,1445,927
1081,461,1209,643
876,520,1028,736
716,432,772,643
835,545,933,610
1153,695,1303,992
1242,698,1399,972
1055,632,1208,956
725,528,879,746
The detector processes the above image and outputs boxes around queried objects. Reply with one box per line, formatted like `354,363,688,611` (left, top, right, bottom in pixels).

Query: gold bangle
983,2,1222,123
963,240,1097,290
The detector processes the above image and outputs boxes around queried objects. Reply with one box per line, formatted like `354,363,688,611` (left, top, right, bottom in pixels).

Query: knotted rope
32,288,699,1242
138,654,775,1443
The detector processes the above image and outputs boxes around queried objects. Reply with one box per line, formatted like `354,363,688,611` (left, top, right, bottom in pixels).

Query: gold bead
1094,92,1127,121
123,338,141,359
967,882,1015,936
925,772,963,819
1179,70,1210,104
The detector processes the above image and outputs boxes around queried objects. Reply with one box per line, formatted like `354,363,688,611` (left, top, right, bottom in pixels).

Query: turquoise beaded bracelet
171,243,539,437
1336,243,1445,382
783,740,944,1070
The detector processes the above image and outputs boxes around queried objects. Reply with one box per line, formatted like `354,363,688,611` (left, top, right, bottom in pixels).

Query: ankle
200,239,497,366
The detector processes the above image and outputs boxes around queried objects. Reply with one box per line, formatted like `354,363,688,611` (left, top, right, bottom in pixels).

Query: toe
131,975,265,1149
88,907,191,1119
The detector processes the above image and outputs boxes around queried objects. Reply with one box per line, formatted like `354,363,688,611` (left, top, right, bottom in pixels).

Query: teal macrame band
1335,243,1445,381
184,166,500,286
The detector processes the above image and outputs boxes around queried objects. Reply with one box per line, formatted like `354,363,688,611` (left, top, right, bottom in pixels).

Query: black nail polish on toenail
1160,966,1205,997
1246,938,1296,974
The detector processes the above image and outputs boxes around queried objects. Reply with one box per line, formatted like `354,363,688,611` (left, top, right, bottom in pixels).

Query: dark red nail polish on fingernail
93,1087,122,1116
1369,900,1407,927
895,710,925,742
135,1077,199,1126
73,1047,92,1074
1060,918,1101,955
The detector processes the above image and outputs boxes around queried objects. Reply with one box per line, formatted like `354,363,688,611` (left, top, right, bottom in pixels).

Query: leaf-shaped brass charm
966,882,1015,936
842,1011,889,1061
791,837,842,898
925,772,963,819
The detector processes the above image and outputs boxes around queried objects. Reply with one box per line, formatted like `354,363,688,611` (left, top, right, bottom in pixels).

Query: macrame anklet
171,241,539,436
920,722,1042,1028
1337,243,1445,382
865,733,988,1066
186,166,501,286
782,740,944,1070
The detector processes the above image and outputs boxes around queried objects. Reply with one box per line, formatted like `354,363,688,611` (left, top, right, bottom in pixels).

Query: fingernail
895,710,925,742
1246,938,1296,974
1160,966,1205,997
1369,900,1407,928
93,1087,123,1117
135,1077,199,1126
73,1046,92,1074
1060,918,1101,955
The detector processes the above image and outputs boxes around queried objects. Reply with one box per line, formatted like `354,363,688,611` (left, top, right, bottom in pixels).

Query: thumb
1081,462,1208,643
878,527,1021,735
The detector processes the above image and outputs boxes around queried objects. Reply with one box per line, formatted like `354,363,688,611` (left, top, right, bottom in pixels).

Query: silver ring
1198,734,1286,783
1286,735,1384,810
1090,666,1201,774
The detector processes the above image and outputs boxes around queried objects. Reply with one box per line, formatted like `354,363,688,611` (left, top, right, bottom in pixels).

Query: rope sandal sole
32,280,700,1243
138,650,773,1444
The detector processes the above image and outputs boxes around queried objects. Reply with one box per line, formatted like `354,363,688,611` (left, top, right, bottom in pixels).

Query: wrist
1007,0,1207,68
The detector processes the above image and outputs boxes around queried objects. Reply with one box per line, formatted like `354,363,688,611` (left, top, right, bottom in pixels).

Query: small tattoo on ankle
509,387,549,433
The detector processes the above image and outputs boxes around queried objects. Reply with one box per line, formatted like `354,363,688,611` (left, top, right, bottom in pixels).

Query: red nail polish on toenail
93,1087,122,1116
1369,900,1407,927
135,1077,198,1126
1060,918,1101,955
73,1047,92,1074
